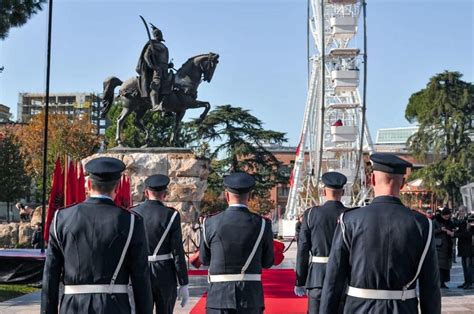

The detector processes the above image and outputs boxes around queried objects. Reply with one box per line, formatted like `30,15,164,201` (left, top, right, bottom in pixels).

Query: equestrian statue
101,16,219,147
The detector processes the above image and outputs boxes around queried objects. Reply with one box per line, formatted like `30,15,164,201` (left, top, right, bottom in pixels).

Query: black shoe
463,284,473,290
440,283,449,289
457,283,466,288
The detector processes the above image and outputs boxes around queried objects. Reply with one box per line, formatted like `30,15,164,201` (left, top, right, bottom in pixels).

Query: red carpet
190,269,307,313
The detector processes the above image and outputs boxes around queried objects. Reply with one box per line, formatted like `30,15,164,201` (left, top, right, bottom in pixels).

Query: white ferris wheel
282,0,374,235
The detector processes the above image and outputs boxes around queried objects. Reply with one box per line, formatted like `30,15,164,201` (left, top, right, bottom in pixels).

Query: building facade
374,126,418,153
0,104,12,122
17,92,108,134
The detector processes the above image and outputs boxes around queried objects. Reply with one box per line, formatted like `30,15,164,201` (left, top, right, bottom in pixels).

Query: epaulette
167,206,178,212
336,206,359,224
129,203,140,209
129,210,141,217
411,208,429,218
248,211,270,220
344,206,360,212
203,210,222,218
57,202,78,211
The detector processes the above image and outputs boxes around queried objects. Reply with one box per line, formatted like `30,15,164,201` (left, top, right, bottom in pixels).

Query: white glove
177,285,189,307
294,286,306,297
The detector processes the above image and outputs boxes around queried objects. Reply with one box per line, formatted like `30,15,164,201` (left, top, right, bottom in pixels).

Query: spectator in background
31,222,42,249
454,205,473,289
434,207,455,288
16,202,33,222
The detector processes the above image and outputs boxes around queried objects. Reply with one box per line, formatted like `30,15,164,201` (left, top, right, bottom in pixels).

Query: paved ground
1,241,473,313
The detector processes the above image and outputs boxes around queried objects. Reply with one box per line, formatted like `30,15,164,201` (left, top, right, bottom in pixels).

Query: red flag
273,239,285,266
44,158,64,242
123,176,132,208
114,176,132,209
114,176,123,207
289,137,302,187
76,162,86,203
65,160,77,206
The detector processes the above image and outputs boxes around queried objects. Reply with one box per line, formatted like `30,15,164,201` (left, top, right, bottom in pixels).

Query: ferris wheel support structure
281,0,374,236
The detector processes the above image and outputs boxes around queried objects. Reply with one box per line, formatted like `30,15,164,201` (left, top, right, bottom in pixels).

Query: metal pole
96,94,100,135
315,0,325,187
306,0,310,87
353,0,368,205
41,0,54,253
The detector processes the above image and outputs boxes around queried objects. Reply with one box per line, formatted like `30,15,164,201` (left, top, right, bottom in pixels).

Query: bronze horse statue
101,53,219,146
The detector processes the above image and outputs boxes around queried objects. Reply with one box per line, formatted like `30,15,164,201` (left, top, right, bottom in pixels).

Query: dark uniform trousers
133,200,189,314
199,206,274,314
41,197,153,314
320,196,441,314
296,201,347,314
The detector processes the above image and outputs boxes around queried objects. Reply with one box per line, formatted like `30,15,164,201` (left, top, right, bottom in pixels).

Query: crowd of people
433,205,474,289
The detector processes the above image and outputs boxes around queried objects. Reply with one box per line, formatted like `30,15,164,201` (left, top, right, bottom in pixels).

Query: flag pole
40,0,54,253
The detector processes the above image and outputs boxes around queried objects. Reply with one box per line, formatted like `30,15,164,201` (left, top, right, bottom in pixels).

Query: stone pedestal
83,148,210,251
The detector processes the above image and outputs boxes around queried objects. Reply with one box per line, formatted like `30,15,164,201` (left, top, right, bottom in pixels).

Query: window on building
278,165,290,178
278,186,290,198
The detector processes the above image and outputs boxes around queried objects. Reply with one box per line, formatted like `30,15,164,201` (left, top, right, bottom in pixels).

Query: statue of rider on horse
101,16,219,147
136,21,173,113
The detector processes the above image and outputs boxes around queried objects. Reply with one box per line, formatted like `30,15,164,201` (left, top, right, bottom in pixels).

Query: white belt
311,256,329,263
148,253,173,262
347,286,417,300
64,284,129,294
209,274,261,282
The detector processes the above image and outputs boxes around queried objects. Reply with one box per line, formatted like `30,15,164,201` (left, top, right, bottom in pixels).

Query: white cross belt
64,284,129,294
208,274,261,282
347,286,417,300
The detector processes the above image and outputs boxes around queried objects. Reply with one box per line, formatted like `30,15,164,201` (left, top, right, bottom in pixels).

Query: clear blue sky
0,0,472,146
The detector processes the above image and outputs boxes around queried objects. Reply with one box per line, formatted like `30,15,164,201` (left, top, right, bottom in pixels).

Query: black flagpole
41,0,54,253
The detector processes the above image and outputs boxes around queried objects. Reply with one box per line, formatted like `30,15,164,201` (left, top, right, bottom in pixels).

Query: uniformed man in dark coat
320,153,441,314
295,171,349,313
41,157,153,314
199,172,274,313
132,174,189,313
136,23,172,112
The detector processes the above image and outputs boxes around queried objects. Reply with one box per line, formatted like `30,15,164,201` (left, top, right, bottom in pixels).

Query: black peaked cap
223,172,255,194
85,157,125,182
322,171,347,189
145,174,170,192
370,153,412,175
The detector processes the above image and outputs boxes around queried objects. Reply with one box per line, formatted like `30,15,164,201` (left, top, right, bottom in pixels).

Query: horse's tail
101,76,123,118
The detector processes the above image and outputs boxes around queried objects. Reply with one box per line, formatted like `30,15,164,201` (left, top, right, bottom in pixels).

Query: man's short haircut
324,187,344,196
89,178,119,194
374,171,404,185
227,190,250,202
147,188,167,199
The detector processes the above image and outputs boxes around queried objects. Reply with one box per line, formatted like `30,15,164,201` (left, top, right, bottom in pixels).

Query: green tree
104,102,194,148
190,105,288,197
0,0,46,40
405,71,474,206
0,130,31,221
14,111,100,198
